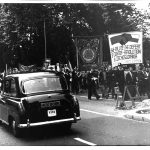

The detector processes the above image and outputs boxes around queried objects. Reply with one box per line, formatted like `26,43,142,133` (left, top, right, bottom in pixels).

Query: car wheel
11,119,21,137
0,120,2,124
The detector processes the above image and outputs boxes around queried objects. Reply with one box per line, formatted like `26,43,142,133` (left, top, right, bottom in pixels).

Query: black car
0,71,80,137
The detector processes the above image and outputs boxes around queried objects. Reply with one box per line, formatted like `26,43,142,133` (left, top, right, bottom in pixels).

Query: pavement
124,107,150,123
76,90,150,123
123,99,150,123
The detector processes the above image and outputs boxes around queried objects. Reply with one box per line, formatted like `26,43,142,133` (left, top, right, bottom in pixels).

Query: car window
10,79,17,97
23,76,67,94
4,80,11,94
4,79,17,97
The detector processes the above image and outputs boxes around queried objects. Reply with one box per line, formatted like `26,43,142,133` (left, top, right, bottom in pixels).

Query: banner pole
44,19,47,61
6,64,7,75
99,36,103,67
75,38,79,69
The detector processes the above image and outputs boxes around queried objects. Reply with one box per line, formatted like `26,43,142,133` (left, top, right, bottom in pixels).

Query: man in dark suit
138,67,149,96
72,68,79,94
87,69,100,100
125,66,137,99
107,65,117,99
126,66,137,85
116,64,125,96
99,67,108,98
137,66,145,96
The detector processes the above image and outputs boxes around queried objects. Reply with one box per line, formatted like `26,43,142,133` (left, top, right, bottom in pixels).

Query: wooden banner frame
115,85,142,109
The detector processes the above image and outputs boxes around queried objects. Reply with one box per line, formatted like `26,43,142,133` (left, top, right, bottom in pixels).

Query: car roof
6,72,57,81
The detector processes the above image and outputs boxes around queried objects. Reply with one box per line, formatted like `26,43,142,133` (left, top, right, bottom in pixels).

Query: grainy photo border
0,0,150,149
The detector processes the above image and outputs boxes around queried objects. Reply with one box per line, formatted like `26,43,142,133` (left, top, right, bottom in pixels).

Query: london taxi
0,71,81,137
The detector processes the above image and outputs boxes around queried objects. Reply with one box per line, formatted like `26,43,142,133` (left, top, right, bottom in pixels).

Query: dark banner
75,36,103,71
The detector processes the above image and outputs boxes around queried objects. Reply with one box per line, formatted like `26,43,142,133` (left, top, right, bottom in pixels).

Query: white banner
19,64,35,72
108,31,143,67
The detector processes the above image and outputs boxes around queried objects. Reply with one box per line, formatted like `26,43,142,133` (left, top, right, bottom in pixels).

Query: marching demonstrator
87,69,100,100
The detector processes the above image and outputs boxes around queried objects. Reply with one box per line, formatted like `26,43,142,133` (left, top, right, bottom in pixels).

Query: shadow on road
18,124,81,142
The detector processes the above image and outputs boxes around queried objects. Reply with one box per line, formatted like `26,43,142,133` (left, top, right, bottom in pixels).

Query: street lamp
44,19,47,61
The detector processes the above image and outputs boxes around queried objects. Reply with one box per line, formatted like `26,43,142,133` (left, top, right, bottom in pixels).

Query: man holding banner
126,66,137,86
108,31,143,107
125,66,137,99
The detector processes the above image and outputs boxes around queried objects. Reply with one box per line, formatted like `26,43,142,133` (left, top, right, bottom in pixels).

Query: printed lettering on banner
108,31,143,67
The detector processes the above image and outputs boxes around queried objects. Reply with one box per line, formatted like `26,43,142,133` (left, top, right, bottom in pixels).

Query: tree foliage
0,3,149,71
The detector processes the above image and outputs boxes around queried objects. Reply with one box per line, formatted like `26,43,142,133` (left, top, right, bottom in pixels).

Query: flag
19,64,35,72
75,36,103,71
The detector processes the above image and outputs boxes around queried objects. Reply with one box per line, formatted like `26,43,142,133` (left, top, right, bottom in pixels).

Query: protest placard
108,31,143,67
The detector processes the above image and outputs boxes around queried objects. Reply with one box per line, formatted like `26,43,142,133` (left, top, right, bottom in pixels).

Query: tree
0,3,149,71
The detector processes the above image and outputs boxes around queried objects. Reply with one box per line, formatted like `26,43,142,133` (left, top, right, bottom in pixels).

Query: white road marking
80,95,140,103
81,108,118,117
80,95,101,98
80,95,103,99
80,108,150,124
74,137,97,146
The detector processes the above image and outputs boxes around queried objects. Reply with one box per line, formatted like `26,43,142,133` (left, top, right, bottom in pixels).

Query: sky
135,2,149,10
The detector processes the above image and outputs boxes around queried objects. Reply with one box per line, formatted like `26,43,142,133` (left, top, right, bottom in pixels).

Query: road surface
0,94,150,146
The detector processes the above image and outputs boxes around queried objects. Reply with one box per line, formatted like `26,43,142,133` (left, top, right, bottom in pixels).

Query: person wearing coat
87,69,100,100
116,64,125,96
107,65,117,99
99,67,108,98
125,66,137,99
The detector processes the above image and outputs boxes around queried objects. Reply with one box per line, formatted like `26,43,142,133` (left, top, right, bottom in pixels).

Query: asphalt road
0,94,150,146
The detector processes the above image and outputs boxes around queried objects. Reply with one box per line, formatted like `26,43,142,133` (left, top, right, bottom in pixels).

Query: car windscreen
22,76,68,94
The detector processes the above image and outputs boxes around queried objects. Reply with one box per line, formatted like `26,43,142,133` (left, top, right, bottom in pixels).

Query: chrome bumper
18,117,81,128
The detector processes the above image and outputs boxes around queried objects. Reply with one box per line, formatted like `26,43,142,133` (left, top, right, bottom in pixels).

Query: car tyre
11,119,21,137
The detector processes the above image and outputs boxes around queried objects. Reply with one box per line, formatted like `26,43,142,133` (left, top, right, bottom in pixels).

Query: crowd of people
60,63,150,100
2,62,150,101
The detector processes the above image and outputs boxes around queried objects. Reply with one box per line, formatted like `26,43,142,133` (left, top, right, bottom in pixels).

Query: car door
0,78,10,123
0,78,17,124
